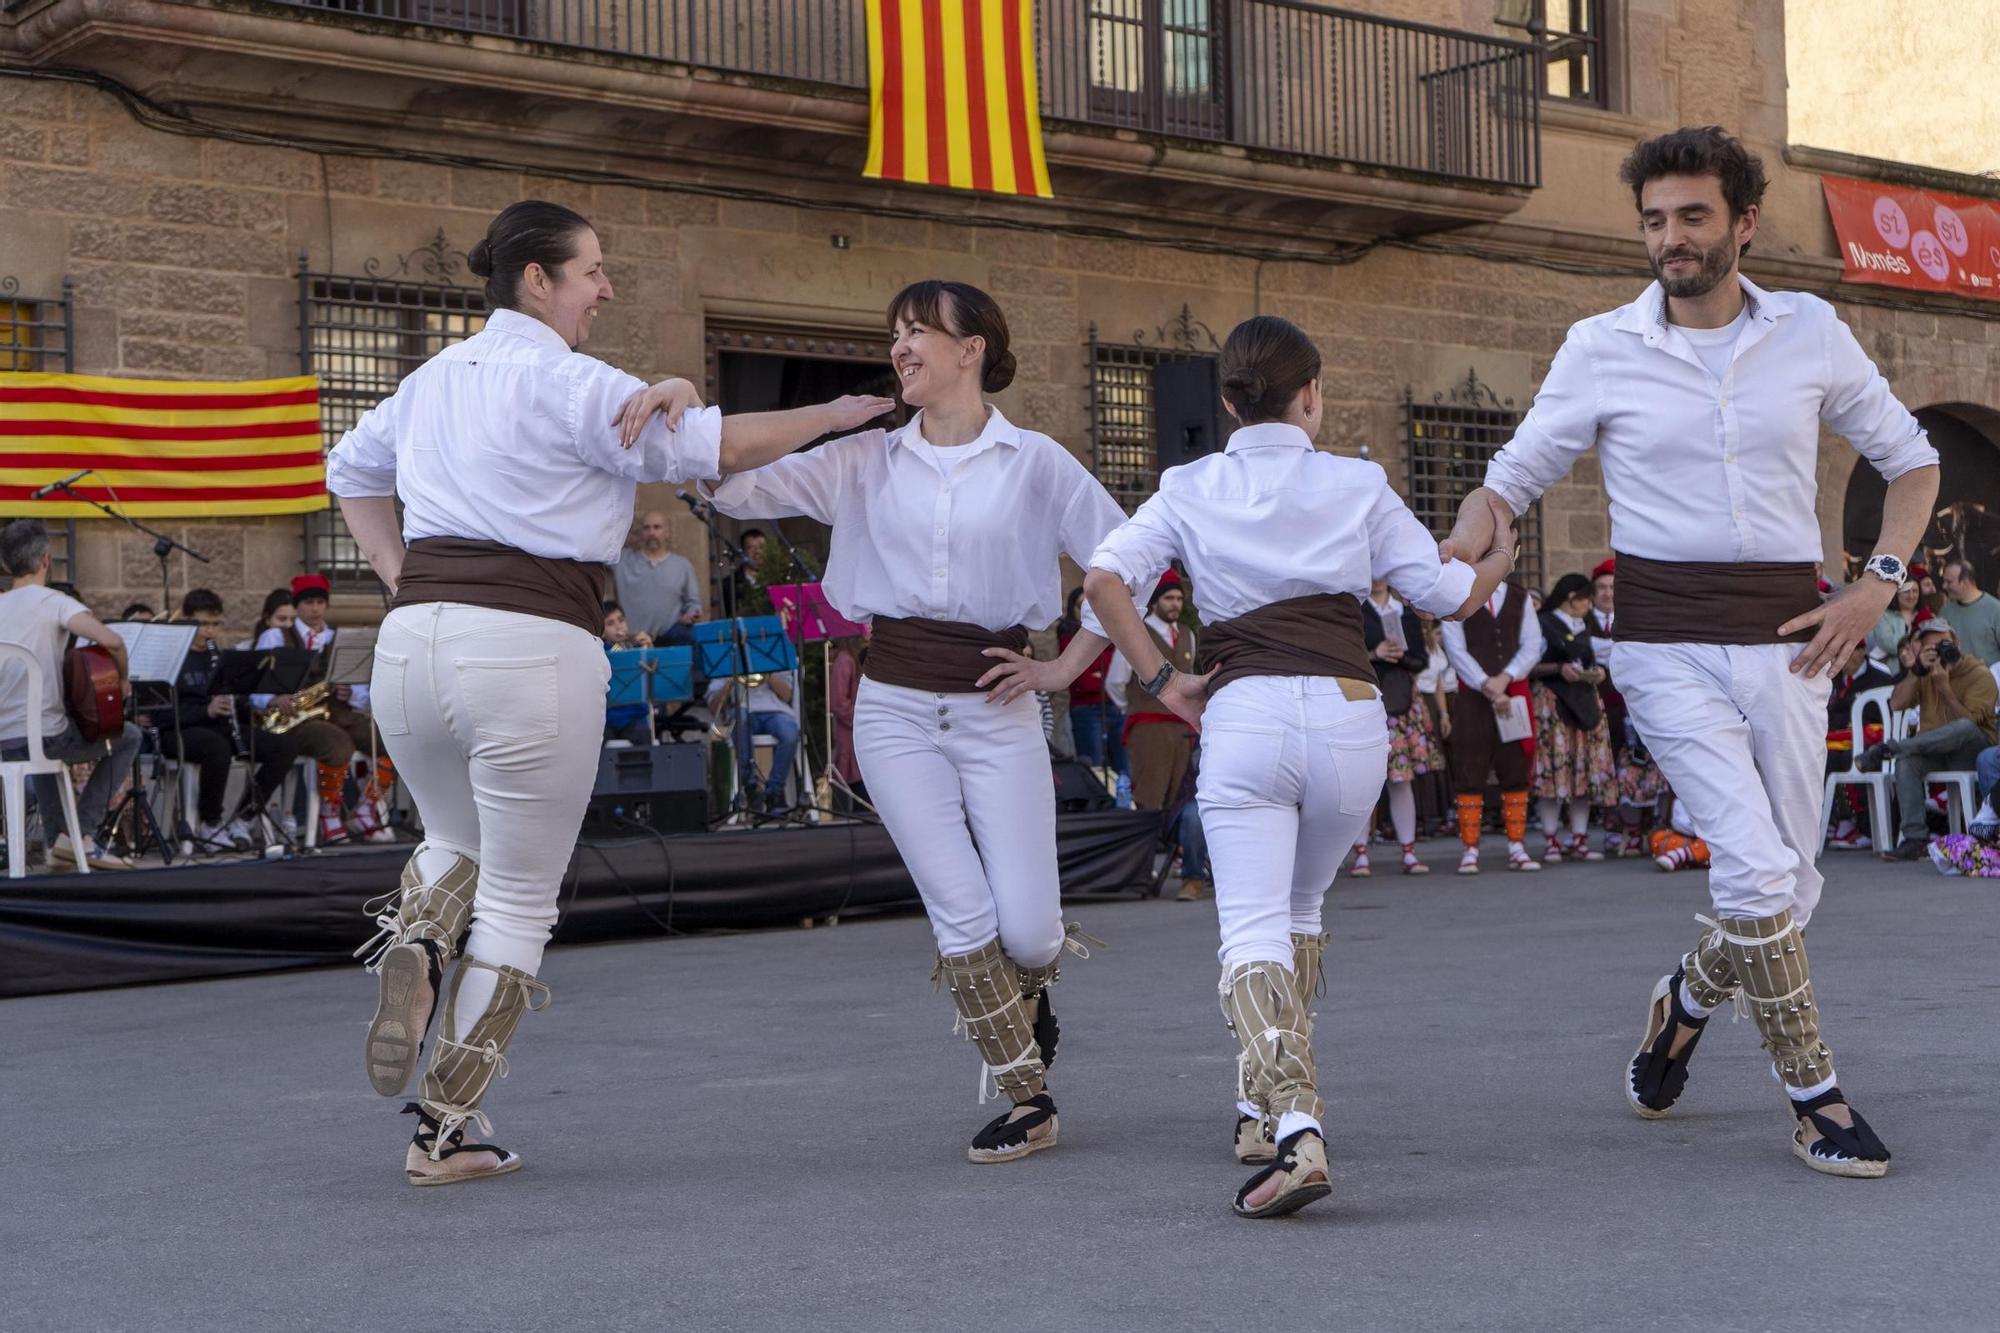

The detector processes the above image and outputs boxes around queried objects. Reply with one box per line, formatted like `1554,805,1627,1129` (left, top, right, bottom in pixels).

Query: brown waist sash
863,616,1030,693
391,536,607,638
1613,552,1819,646
1196,593,1377,696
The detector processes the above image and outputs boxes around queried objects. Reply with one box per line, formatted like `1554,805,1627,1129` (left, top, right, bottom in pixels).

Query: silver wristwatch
1862,553,1907,586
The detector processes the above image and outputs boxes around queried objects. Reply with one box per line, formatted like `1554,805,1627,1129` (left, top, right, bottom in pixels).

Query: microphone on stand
31,469,93,499
674,488,709,517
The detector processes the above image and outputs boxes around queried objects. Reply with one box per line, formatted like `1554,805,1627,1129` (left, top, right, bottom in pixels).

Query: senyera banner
1823,175,2000,301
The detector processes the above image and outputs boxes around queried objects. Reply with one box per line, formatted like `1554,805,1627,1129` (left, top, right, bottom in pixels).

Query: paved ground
4,841,1995,1332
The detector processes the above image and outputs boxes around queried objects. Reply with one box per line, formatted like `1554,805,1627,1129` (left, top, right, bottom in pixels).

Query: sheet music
1494,694,1533,744
109,621,198,684
325,630,377,686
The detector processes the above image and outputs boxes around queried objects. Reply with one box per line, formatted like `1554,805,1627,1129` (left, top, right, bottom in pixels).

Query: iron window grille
2,275,80,585
297,237,487,585
1538,0,1607,107
1404,372,1544,593
1086,307,1220,512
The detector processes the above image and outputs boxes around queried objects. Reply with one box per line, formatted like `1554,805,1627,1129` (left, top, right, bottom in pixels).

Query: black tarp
0,811,1159,999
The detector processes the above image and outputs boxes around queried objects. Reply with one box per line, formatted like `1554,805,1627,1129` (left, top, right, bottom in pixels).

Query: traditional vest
1125,621,1198,714
1460,582,1528,677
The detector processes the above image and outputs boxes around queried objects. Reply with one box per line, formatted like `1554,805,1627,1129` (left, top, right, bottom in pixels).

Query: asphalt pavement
4,841,1994,1332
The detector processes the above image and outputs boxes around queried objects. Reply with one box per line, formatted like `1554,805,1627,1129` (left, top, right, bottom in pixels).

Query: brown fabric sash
1613,552,1819,646
863,616,1030,693
1196,593,1378,697
391,537,607,638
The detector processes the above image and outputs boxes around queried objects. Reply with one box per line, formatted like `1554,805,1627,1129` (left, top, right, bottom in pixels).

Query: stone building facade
2,0,1995,632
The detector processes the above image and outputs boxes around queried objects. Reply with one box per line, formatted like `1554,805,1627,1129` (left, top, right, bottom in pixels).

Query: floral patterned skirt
1530,683,1617,804
1386,702,1442,785
1618,754,1666,807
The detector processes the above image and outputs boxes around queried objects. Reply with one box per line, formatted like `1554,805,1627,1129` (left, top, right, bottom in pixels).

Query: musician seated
289,573,396,841
244,584,377,845
0,519,142,870
601,601,657,747
145,588,306,852
705,667,800,817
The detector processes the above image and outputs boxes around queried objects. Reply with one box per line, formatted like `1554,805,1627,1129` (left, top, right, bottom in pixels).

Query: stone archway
1841,401,2000,586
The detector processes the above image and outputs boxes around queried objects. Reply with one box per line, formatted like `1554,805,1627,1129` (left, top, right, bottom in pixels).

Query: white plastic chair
1821,685,1896,854
1930,768,1981,834
0,643,92,879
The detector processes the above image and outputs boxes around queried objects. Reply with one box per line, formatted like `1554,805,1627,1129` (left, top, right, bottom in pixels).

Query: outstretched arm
716,397,896,476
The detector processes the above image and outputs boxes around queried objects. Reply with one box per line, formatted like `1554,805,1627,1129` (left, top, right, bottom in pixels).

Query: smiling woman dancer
1084,316,1516,1218
697,280,1126,1164
329,200,890,1186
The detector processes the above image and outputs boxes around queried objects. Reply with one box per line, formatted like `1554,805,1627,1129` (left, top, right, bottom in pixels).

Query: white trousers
373,603,610,983
1613,642,1833,924
852,677,1063,967
1198,677,1388,971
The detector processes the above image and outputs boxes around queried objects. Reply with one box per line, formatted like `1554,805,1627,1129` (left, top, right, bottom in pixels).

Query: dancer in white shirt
701,280,1126,1164
1086,316,1516,1218
330,200,890,1185
1443,128,1936,1177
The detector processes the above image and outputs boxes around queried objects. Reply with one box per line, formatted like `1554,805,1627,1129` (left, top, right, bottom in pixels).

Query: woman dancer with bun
1084,316,1515,1218
699,280,1126,1164
331,199,890,1185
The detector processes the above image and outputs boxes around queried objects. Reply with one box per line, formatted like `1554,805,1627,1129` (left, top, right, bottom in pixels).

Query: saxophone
259,679,332,734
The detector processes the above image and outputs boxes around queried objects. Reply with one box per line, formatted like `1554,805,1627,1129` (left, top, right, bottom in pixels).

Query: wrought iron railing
271,0,1540,188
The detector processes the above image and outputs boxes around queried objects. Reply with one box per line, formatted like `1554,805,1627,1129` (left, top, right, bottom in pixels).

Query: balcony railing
272,0,1540,189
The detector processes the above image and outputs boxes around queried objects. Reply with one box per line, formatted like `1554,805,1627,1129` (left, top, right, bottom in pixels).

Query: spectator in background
1354,579,1440,876
1117,571,1196,812
708,666,800,817
1412,613,1457,837
1057,586,1129,800
601,600,655,748
1857,621,1997,859
1824,641,1899,849
827,634,865,810
0,519,141,870
1866,577,1922,664
116,602,155,622
1528,573,1616,863
1939,559,2000,668
614,510,703,646
1913,562,1942,611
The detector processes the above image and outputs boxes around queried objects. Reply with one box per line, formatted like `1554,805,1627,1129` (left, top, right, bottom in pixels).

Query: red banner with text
1823,175,2000,300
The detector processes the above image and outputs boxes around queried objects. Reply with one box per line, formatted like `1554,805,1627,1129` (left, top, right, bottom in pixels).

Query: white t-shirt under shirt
0,584,88,741
1671,306,1750,383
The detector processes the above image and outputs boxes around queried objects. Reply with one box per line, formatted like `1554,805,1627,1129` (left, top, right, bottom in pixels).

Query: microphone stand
675,495,754,824
52,478,208,612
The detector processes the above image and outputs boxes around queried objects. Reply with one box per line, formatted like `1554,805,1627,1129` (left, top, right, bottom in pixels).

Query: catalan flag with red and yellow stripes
0,373,327,518
864,0,1053,198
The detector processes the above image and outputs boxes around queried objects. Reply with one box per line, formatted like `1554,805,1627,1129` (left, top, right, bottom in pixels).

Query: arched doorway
1841,402,2000,586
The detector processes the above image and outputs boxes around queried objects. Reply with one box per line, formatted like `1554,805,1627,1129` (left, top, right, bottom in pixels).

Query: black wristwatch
1142,662,1176,696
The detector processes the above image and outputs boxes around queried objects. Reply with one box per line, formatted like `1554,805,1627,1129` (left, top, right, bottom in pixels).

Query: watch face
1871,555,1906,580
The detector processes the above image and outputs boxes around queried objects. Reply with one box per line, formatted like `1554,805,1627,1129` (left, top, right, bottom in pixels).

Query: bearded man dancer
1444,127,1936,1178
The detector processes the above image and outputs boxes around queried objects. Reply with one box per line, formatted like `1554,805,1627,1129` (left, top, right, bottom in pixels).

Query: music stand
103,621,198,864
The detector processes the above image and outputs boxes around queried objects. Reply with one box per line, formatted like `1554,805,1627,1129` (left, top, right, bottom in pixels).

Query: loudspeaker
1052,758,1116,813
1153,356,1227,472
587,742,708,835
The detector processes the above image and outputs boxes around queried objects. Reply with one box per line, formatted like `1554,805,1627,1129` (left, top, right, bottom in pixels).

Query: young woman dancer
700,279,1127,1164
331,200,890,1185
1084,316,1515,1218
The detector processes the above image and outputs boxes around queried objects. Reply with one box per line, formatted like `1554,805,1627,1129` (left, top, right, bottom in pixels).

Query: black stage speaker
1153,356,1227,473
587,742,708,835
1052,758,1116,813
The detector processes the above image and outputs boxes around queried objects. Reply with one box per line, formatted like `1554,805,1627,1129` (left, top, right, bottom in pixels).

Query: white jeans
1613,642,1832,924
373,603,610,979
1198,677,1388,971
852,677,1063,967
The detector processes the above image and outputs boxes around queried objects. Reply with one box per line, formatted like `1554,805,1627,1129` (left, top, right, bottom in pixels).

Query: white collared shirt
1440,584,1545,687
702,406,1125,633
1088,422,1477,622
326,308,722,565
1485,277,1936,563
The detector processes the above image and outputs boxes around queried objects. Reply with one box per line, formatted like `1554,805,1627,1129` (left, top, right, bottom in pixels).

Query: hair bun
466,238,494,279
982,349,1018,394
1223,367,1267,401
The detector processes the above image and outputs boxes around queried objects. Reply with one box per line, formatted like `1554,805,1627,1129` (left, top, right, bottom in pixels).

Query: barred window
1404,376,1545,593
1087,341,1160,510
1539,0,1608,108
2,275,79,585
298,267,486,584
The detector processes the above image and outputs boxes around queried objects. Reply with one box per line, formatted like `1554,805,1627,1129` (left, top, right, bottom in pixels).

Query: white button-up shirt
701,406,1125,633
1439,584,1545,687
1485,278,1936,563
1088,422,1477,621
326,308,721,565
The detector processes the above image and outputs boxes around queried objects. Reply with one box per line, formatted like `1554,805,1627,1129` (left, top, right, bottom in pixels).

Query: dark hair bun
1222,367,1267,403
466,238,494,279
982,349,1017,394
1217,316,1320,425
